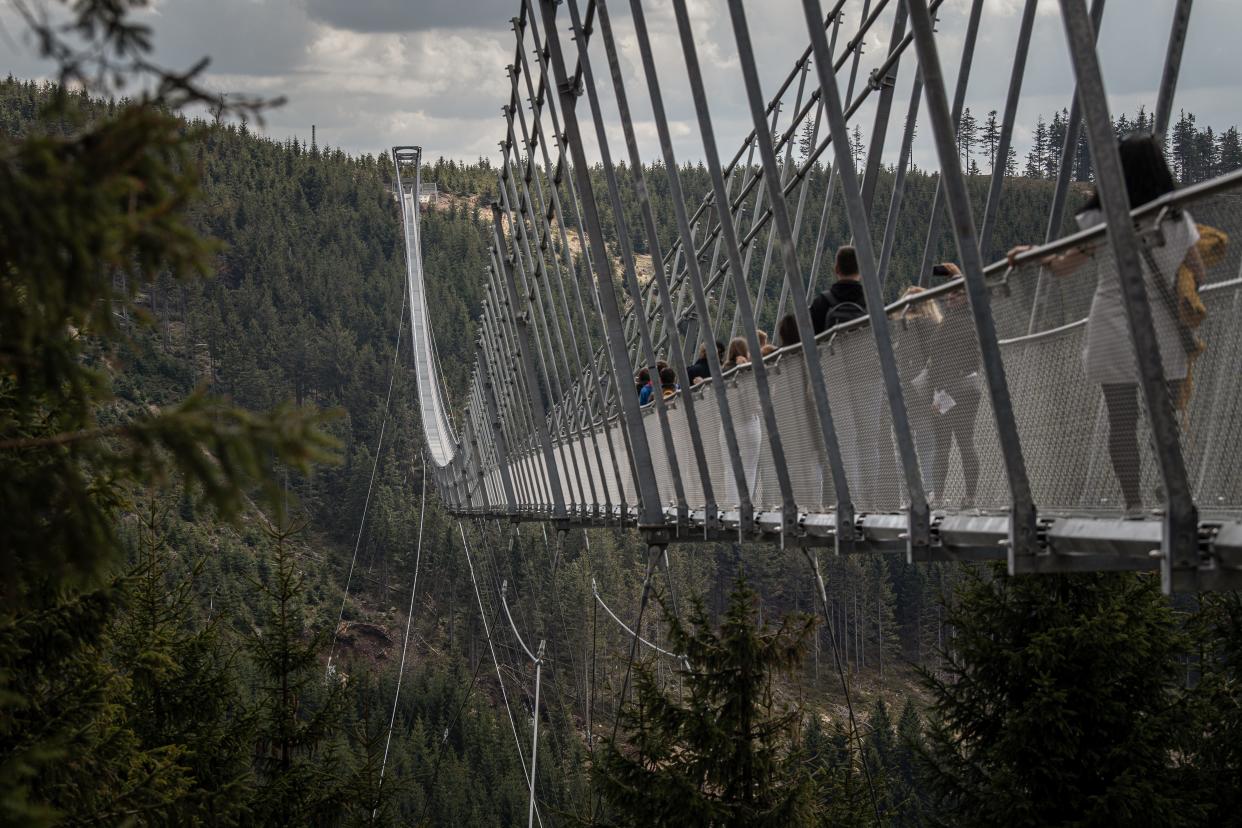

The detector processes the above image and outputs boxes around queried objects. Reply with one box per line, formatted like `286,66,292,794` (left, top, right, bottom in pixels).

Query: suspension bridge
392,0,1241,596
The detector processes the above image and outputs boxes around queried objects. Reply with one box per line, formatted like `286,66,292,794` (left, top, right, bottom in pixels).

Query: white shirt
1074,207,1199,385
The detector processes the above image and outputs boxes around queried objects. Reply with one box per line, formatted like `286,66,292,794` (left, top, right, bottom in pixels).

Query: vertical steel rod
562,2,691,525
877,73,922,288
478,342,519,513
536,0,667,531
801,0,928,550
1044,0,1108,246
859,3,909,216
582,0,721,529
728,0,859,543
1055,0,1198,592
1154,0,1194,138
493,207,568,518
977,0,1038,259
905,0,1039,563
670,0,802,537
625,0,759,532
915,0,985,286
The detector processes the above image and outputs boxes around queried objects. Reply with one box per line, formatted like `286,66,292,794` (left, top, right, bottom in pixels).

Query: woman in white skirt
1009,134,1205,515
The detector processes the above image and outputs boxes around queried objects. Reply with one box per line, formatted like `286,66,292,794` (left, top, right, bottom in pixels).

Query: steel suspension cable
916,0,985,286
664,0,950,330
521,5,633,514
326,286,408,679
508,523,582,796
591,577,687,664
457,520,545,828
373,453,426,818
618,0,756,532
621,1,850,345
580,0,718,526
512,34,611,512
803,547,881,827
564,9,693,523
415,571,507,825
803,0,876,299
498,159,591,508
499,580,546,828
590,544,660,825
542,524,587,721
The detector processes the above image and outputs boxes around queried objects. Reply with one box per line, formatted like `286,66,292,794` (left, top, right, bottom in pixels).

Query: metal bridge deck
392,0,1241,592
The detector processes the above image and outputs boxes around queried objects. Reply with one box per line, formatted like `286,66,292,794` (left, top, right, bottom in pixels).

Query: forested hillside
4,48,1242,828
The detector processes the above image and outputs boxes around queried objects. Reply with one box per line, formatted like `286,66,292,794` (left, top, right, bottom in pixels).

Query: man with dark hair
809,245,866,335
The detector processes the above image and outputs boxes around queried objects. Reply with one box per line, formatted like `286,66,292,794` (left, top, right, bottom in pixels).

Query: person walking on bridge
1008,133,1206,516
688,340,725,385
810,245,867,334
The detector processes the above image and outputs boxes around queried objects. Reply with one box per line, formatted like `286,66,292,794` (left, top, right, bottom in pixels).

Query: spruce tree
1217,126,1242,174
957,108,977,171
982,110,1000,173
1025,118,1047,178
891,699,928,828
1045,110,1066,179
805,716,871,827
1186,593,1242,822
851,125,866,168
110,494,256,822
800,118,818,163
1074,124,1093,182
593,579,818,827
1173,110,1200,183
249,521,349,825
920,568,1201,827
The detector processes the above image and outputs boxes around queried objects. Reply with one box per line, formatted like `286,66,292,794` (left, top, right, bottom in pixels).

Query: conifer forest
2,2,1241,826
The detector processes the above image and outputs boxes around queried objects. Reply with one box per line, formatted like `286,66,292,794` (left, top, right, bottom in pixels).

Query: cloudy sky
3,0,1240,170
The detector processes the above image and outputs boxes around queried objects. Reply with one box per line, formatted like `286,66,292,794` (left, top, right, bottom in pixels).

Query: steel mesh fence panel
663,397,706,511
640,404,677,510
495,173,1242,531
1189,280,1242,516
818,326,902,513
764,352,832,510
609,420,636,508
551,447,570,510
686,383,730,507
889,290,1011,512
583,427,618,511
723,365,772,511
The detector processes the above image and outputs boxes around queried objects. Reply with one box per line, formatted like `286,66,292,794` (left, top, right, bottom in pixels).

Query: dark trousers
1101,381,1181,510
932,385,981,503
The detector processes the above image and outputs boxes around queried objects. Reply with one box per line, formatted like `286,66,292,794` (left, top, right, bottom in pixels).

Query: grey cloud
148,0,317,78
4,0,1241,167
302,0,517,33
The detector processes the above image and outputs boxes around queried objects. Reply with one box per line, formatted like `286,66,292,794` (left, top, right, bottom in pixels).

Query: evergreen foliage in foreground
919,569,1201,827
594,579,819,827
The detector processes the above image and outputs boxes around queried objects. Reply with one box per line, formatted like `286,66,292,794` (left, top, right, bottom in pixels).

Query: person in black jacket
810,246,867,335
687,340,725,385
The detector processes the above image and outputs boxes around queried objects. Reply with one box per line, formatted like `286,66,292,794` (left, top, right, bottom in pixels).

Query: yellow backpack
1175,223,1228,410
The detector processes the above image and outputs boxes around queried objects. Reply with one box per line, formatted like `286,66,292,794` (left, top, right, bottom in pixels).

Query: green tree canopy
594,579,818,827
920,568,1200,828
